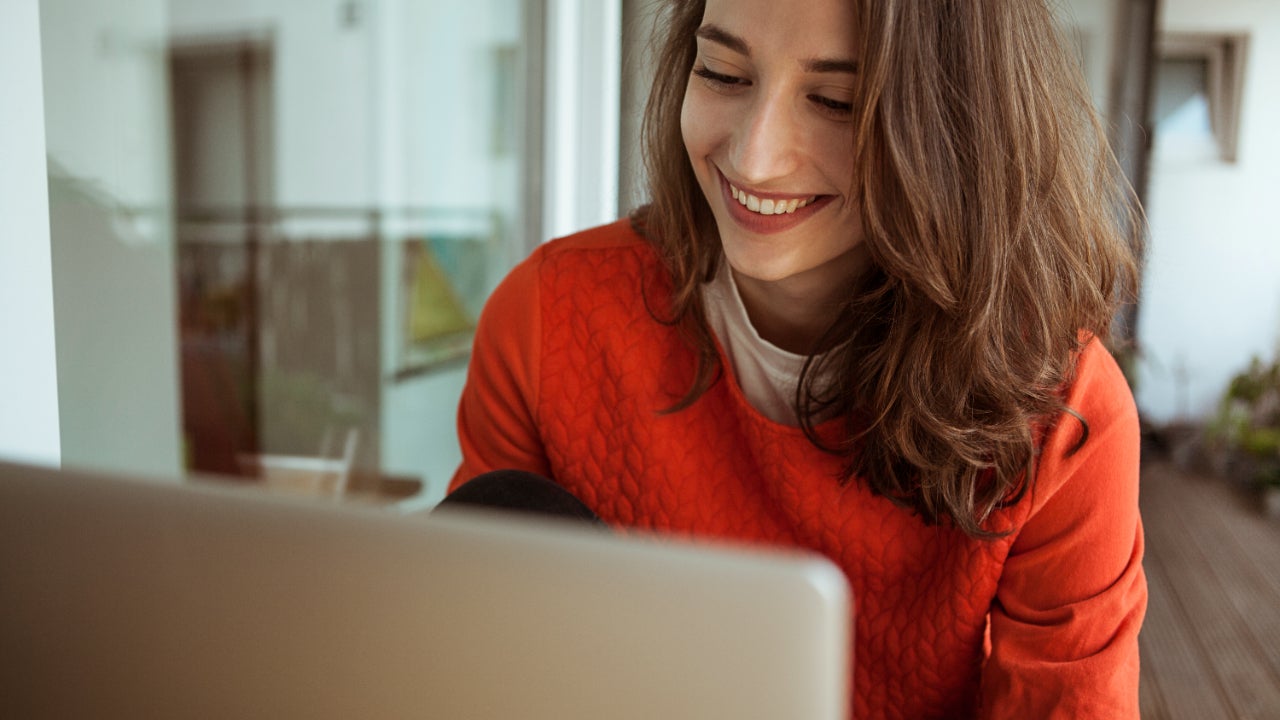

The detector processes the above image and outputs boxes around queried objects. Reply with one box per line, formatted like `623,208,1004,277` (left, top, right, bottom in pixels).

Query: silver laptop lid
0,461,850,719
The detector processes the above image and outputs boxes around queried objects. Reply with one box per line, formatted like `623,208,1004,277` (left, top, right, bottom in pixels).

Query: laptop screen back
0,461,850,719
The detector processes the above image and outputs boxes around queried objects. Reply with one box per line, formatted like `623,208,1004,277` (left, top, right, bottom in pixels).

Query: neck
730,247,869,355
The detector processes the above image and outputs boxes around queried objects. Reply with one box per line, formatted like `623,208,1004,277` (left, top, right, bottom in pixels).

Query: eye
692,65,749,91
809,93,853,119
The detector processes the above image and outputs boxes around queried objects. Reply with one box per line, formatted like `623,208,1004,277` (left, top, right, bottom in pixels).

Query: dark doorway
170,36,274,476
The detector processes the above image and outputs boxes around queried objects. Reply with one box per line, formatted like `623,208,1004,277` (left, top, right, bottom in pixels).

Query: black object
438,469,605,527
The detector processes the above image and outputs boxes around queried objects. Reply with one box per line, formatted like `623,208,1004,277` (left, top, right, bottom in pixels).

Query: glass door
37,0,544,504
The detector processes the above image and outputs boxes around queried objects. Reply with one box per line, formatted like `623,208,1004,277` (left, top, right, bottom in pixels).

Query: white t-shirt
701,259,817,426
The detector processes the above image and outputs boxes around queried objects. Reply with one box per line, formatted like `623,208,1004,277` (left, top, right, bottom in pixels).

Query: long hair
634,0,1142,537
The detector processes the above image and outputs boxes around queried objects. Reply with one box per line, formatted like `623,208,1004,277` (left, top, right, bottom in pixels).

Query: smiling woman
680,1,867,353
449,0,1146,718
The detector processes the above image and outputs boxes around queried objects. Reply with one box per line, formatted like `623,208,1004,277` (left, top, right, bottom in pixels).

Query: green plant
1211,354,1280,488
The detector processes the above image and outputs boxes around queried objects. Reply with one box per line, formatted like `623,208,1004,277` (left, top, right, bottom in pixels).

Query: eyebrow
694,24,859,74
695,25,750,55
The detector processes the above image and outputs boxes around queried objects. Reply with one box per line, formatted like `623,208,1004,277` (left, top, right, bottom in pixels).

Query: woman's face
681,0,865,302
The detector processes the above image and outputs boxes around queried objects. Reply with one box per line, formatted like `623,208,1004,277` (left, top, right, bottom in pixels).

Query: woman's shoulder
1028,336,1140,505
1065,337,1138,431
485,218,667,325
490,219,655,296
507,218,667,303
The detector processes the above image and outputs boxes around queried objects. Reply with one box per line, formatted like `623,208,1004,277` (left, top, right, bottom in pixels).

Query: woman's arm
980,340,1147,718
450,247,553,492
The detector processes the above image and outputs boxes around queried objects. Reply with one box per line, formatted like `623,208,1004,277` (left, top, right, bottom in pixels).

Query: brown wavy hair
632,0,1142,537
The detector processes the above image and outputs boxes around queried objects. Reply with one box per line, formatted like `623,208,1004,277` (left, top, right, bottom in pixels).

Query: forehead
698,0,859,59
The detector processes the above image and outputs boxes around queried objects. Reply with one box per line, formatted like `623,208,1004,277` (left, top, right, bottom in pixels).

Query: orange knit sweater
451,220,1146,719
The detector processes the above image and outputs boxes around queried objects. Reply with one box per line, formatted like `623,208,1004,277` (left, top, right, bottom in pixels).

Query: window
1153,32,1248,163
35,0,547,503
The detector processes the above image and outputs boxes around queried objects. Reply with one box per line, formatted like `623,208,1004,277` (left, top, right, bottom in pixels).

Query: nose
729,92,803,185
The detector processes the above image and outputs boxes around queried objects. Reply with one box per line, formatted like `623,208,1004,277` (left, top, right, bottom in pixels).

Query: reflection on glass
40,0,533,505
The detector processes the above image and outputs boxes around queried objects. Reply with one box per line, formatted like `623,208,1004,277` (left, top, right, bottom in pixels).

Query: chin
721,245,810,284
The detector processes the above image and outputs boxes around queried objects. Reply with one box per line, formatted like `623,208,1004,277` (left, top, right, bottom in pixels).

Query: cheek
680,85,725,164
816,128,856,187
679,86,702,158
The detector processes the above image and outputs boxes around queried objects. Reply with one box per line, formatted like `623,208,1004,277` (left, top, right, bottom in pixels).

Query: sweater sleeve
979,340,1147,719
449,246,552,493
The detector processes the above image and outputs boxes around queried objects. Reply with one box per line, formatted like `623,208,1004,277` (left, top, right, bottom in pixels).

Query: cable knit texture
451,220,1146,720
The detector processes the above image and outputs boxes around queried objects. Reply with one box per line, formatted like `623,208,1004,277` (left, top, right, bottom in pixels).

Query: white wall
39,0,183,477
0,0,61,467
1136,0,1280,423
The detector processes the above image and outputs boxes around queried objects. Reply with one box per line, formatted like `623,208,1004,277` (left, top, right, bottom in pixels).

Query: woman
450,0,1146,717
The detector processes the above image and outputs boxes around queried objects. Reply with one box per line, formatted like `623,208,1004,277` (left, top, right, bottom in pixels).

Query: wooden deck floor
1138,460,1280,719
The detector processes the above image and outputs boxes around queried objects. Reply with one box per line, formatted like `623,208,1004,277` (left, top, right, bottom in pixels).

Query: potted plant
1208,355,1280,517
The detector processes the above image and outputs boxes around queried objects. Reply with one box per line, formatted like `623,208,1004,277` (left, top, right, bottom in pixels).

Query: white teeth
729,183,816,216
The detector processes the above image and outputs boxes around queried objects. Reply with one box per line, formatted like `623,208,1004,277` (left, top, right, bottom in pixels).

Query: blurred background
1,1,1278,716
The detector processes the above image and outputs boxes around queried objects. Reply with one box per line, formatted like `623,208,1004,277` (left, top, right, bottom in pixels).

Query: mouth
716,169,833,235
728,183,818,215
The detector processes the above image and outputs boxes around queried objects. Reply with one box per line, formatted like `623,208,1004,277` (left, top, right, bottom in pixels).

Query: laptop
0,460,851,719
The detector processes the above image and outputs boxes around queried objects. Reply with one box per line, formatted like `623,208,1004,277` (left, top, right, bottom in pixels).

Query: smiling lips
729,183,817,215
718,172,831,234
